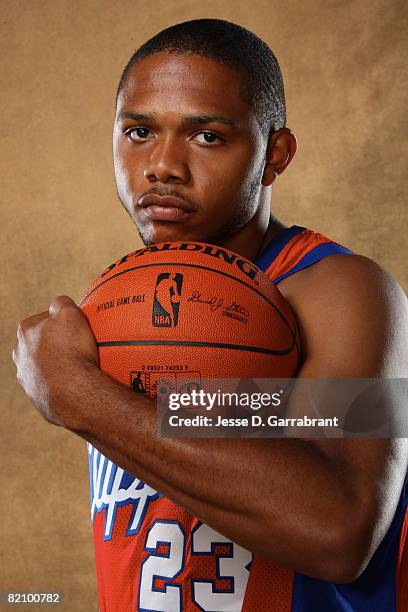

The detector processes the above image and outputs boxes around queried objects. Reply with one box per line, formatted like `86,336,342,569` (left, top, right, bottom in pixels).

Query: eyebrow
118,112,155,122
184,114,238,128
118,111,238,128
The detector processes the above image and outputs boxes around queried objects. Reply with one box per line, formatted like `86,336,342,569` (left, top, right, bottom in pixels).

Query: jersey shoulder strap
397,477,408,611
255,225,352,283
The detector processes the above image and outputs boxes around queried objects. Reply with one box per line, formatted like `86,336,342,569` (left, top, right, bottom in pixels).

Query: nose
144,136,191,184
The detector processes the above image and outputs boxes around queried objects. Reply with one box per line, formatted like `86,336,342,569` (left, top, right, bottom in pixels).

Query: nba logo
152,272,183,327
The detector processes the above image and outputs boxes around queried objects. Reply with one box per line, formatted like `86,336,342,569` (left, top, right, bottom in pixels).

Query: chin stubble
116,165,264,247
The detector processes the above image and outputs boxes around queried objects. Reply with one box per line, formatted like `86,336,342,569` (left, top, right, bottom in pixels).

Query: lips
138,193,196,222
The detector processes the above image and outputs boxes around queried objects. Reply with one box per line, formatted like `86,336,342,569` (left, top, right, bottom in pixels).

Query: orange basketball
80,241,300,395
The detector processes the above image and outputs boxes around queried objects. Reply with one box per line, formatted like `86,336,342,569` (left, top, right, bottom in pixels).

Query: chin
135,216,239,247
137,223,204,246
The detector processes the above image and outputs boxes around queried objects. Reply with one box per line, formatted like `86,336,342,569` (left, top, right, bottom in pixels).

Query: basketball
80,241,300,396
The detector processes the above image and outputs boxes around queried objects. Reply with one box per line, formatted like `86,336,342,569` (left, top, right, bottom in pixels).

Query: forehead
117,52,251,119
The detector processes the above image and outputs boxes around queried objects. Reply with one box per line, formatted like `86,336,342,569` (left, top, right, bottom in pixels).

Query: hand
12,296,99,428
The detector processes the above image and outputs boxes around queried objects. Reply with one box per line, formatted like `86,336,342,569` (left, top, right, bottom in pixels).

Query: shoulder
277,254,408,376
278,254,406,301
279,252,406,307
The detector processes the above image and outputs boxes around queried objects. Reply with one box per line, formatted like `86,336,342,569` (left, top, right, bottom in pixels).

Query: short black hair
116,19,286,138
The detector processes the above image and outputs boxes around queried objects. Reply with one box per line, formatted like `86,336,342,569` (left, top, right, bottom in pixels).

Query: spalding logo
152,272,184,327
100,242,260,283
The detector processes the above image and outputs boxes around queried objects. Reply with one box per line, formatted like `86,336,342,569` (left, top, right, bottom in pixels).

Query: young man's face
113,51,269,246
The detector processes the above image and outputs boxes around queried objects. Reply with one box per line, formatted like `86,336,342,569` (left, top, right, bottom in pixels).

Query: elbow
325,555,369,585
257,513,377,583
249,493,381,584
313,516,377,584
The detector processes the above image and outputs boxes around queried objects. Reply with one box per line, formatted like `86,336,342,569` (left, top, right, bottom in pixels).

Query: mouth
137,193,196,222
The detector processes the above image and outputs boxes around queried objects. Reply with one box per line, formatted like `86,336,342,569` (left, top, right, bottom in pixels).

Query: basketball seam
97,339,295,356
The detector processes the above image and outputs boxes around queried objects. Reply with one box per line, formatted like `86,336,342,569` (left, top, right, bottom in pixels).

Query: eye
125,127,153,142
193,131,223,145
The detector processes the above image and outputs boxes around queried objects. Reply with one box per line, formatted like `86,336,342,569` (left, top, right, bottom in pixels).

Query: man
13,19,408,612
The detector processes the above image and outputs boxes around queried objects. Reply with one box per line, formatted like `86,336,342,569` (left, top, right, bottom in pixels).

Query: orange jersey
89,226,408,611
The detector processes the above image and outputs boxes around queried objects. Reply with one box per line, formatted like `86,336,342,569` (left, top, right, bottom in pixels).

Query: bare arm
13,254,408,582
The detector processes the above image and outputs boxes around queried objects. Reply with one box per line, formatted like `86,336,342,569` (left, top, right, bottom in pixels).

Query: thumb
49,295,78,316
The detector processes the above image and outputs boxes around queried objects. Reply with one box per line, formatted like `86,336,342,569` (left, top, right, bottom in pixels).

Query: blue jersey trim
255,225,306,272
272,242,352,284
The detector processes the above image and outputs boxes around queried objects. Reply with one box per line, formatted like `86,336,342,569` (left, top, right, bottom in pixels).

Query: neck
222,200,287,262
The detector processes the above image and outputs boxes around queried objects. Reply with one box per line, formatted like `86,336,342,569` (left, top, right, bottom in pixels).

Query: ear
262,128,297,186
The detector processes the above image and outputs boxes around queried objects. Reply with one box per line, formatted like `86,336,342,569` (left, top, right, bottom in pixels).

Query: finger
31,311,50,321
18,311,49,327
49,295,77,316
16,312,49,338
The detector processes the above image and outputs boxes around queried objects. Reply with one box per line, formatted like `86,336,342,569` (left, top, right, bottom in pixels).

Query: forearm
59,362,368,580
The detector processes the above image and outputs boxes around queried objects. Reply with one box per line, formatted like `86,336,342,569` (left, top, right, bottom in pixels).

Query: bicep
279,254,408,566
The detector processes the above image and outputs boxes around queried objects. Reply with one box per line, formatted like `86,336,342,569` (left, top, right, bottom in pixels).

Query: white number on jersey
139,521,251,611
192,523,252,611
139,521,184,611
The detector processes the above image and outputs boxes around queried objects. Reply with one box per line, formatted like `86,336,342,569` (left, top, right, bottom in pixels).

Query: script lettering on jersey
88,444,160,540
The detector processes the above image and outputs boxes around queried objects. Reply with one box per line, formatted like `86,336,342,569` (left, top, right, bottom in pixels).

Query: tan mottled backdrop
1,0,407,609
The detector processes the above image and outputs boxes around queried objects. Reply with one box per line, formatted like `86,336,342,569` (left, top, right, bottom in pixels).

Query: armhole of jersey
255,226,353,284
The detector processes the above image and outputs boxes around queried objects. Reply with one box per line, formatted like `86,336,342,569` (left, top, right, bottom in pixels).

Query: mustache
136,187,198,210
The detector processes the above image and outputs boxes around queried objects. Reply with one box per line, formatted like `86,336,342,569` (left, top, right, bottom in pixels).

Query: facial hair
116,164,265,247
202,164,264,246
